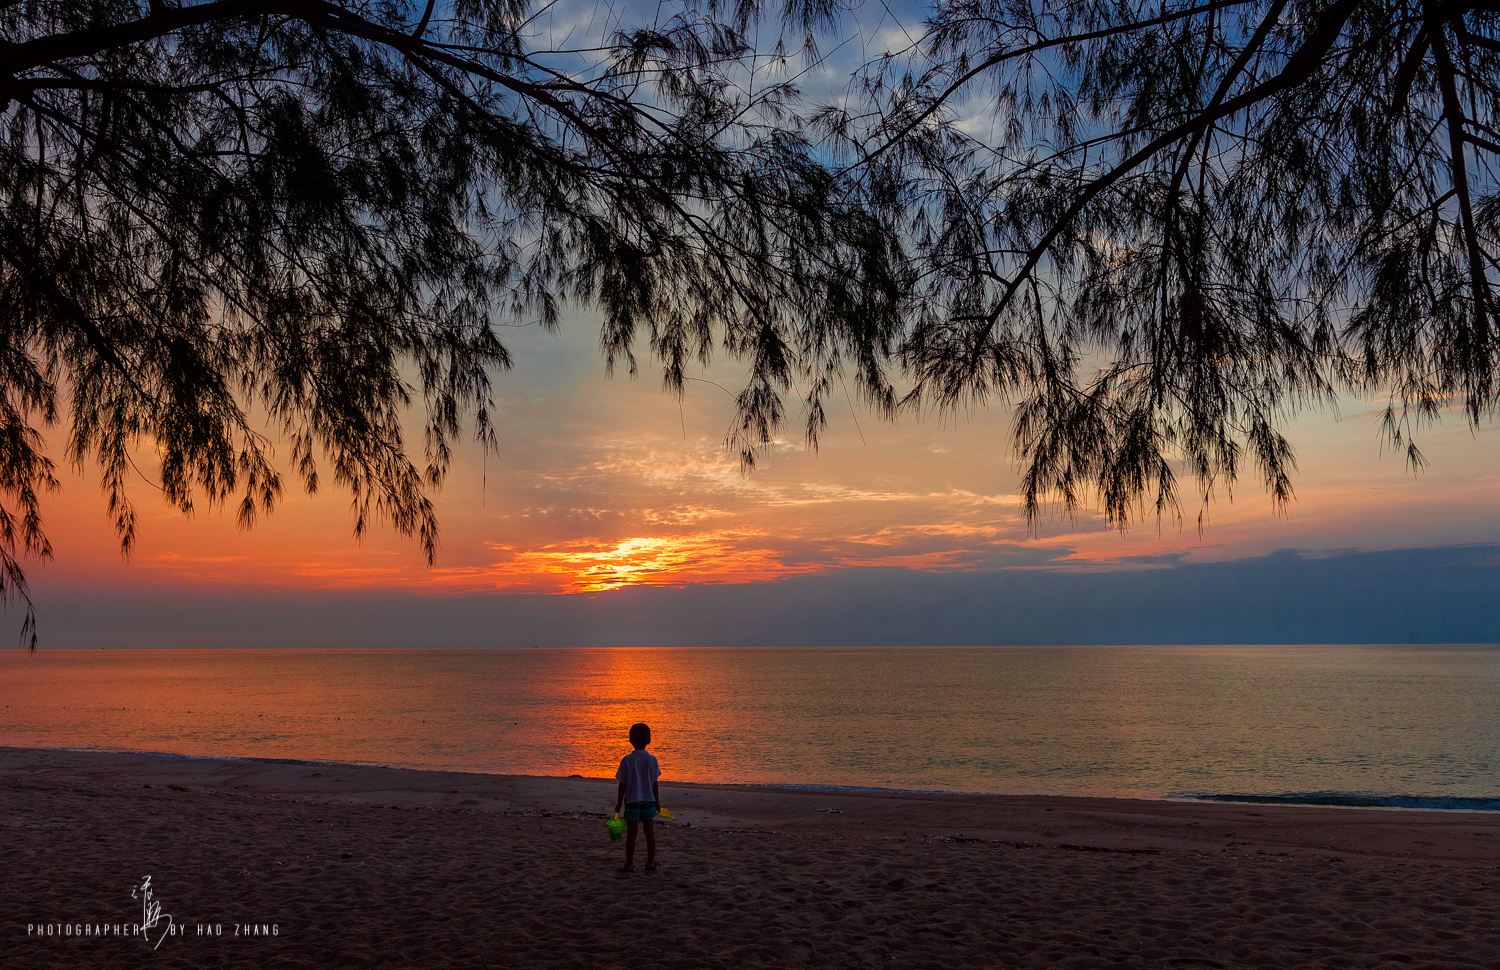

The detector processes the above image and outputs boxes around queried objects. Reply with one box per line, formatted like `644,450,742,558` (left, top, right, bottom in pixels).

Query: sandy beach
4,746,1498,968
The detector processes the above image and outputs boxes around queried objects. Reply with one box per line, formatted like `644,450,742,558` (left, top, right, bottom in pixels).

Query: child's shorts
623,800,658,821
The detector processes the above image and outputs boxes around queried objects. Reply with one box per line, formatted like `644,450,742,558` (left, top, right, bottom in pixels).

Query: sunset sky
27,304,1500,648
18,0,1500,647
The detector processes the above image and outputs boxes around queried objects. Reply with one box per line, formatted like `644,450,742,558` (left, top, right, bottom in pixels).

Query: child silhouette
613,722,662,872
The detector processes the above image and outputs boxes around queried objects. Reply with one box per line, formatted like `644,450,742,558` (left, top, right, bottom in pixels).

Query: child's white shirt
616,749,660,804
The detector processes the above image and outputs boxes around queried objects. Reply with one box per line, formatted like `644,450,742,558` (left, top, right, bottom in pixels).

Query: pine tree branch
853,0,1264,173
1428,12,1494,386
966,0,1364,339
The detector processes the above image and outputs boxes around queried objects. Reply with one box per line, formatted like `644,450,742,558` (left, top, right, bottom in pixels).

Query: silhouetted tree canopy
6,0,1499,647
0,0,905,645
843,0,1499,527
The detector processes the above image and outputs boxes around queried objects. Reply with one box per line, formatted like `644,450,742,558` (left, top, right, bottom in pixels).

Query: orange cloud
438,530,820,593
414,515,1062,594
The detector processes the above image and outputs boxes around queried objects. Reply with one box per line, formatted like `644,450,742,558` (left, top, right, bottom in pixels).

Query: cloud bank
32,544,1500,648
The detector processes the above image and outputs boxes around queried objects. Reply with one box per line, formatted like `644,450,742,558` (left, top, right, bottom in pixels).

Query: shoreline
10,742,1499,815
6,744,1499,867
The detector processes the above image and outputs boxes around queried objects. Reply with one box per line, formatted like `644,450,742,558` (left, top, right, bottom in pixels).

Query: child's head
628,722,651,750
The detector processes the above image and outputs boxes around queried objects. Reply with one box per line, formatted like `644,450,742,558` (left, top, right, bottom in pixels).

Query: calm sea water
2,646,1497,808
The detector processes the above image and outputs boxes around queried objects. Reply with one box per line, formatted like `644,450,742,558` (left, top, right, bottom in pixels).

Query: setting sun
473,532,816,593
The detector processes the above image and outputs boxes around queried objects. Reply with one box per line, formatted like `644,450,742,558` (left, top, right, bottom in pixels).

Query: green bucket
606,815,624,840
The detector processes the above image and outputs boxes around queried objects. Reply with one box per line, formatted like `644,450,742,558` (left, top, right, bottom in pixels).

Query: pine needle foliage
0,0,907,645
838,0,1500,530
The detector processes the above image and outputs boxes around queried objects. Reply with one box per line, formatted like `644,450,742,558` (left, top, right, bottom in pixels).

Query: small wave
1175,791,1500,812
40,745,400,771
721,782,991,796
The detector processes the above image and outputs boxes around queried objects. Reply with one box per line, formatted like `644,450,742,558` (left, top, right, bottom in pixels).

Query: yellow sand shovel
657,807,676,820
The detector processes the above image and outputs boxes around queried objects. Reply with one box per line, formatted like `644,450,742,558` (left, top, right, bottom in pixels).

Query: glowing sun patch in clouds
474,530,818,593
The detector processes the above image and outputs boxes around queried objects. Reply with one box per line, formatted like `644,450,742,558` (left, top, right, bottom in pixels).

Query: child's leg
643,819,656,866
625,819,639,867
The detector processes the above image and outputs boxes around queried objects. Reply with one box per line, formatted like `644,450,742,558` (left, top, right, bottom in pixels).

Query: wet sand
4,746,1498,967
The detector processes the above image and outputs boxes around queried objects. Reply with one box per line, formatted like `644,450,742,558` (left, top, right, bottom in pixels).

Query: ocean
2,645,1496,808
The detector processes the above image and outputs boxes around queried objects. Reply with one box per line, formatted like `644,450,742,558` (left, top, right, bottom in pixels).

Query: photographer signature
130,875,174,950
